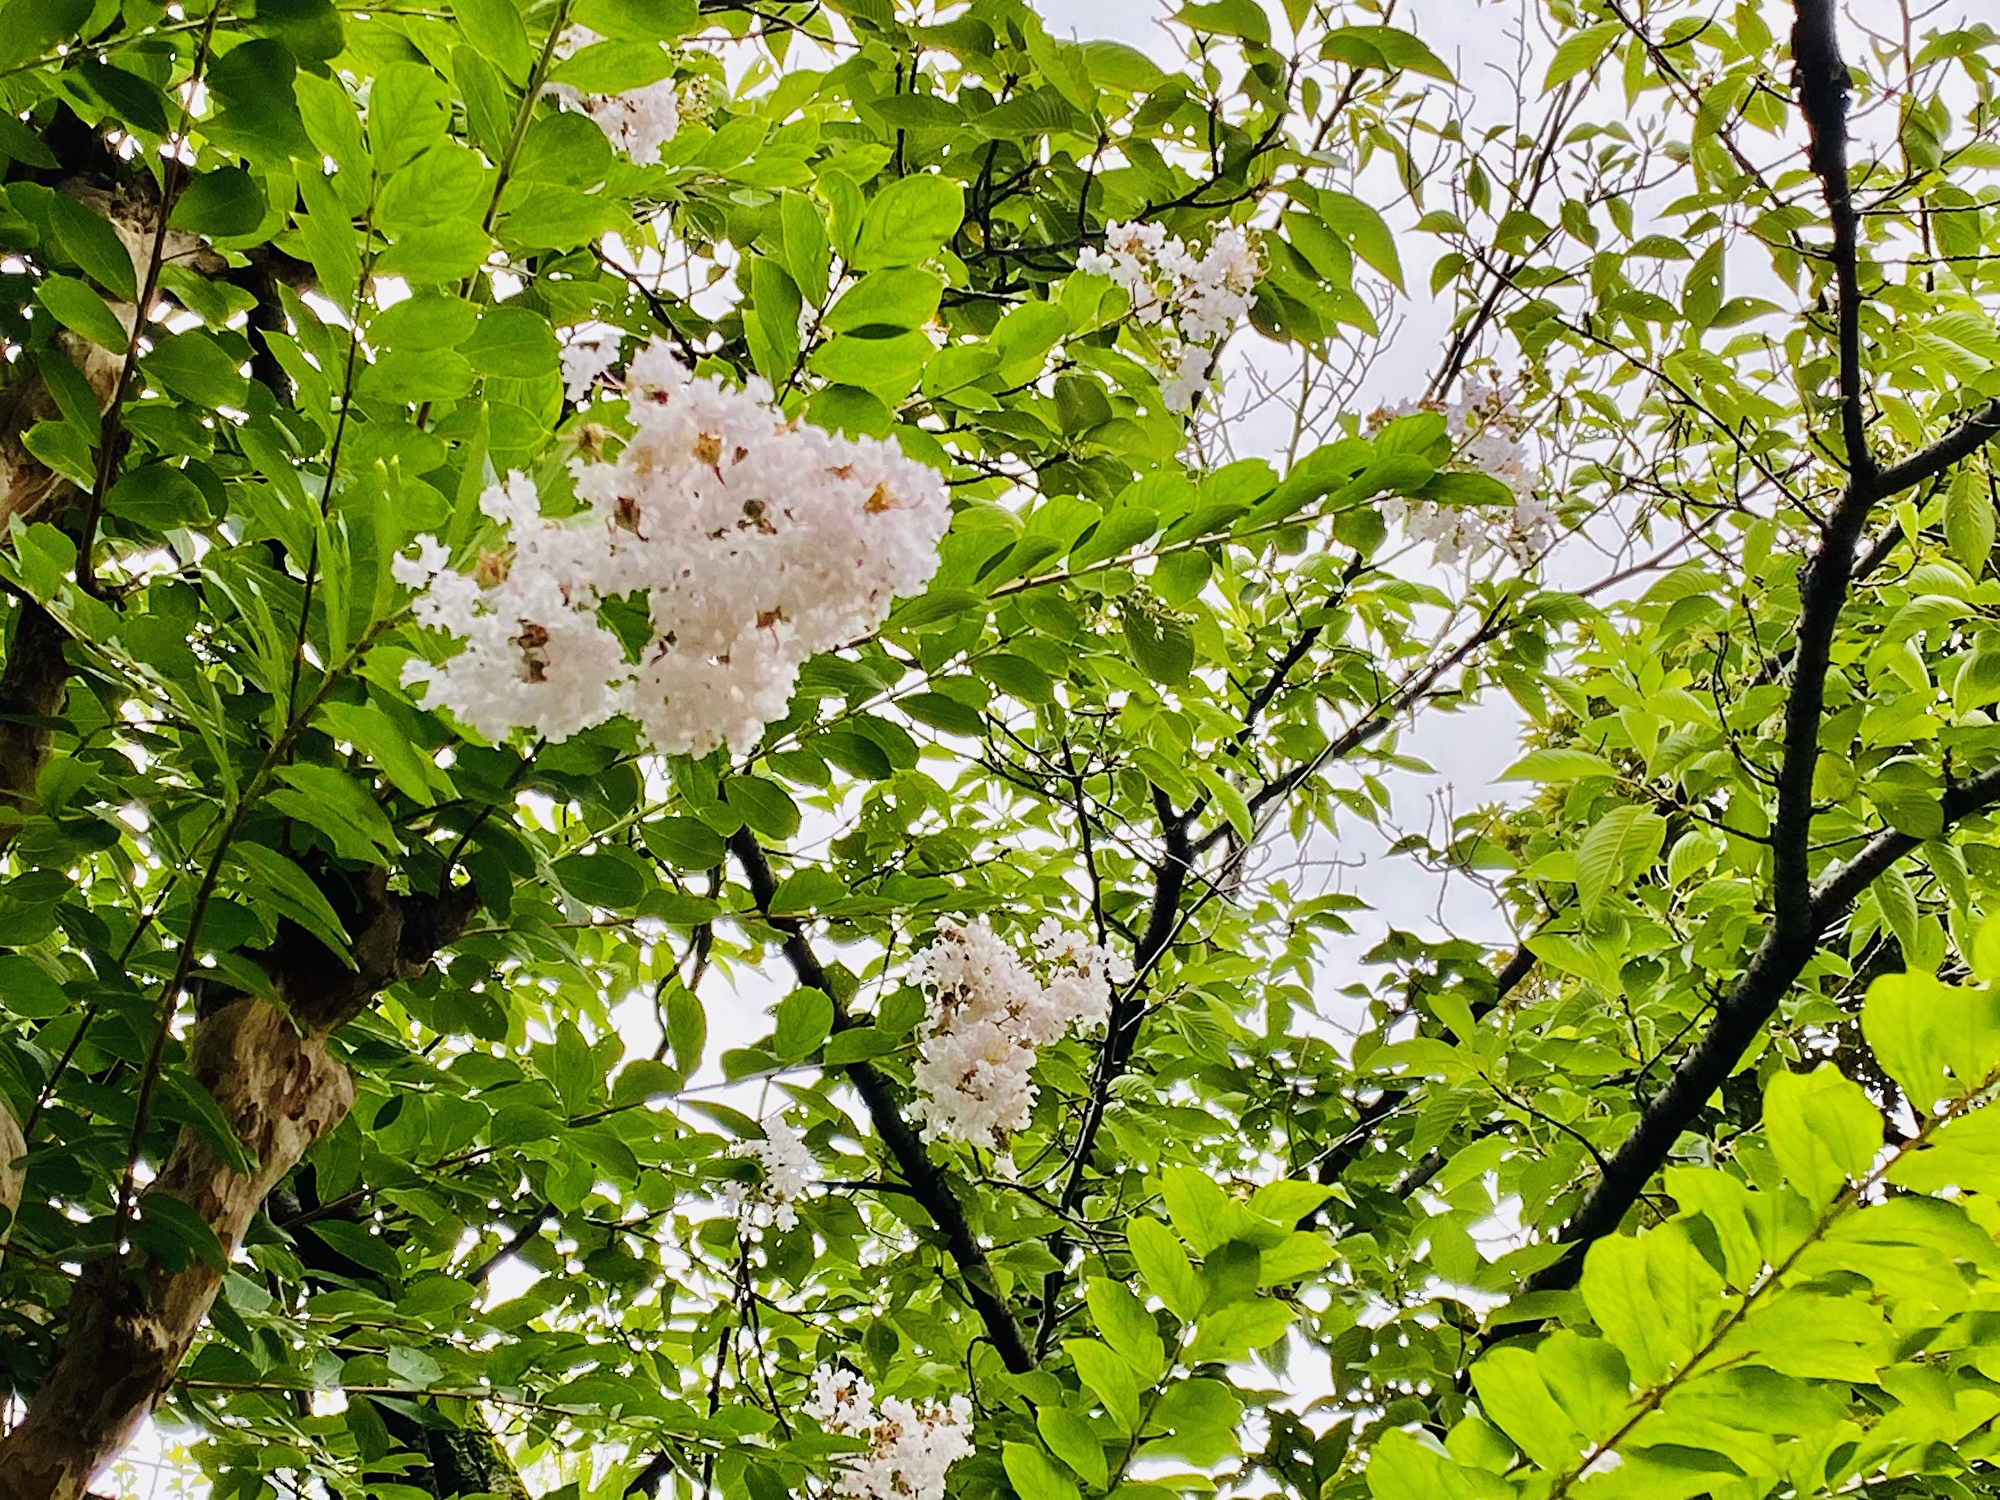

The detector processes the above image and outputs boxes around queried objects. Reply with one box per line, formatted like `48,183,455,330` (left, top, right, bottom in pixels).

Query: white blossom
807,1366,974,1500
1081,221,1259,412
561,332,623,404
1372,383,1553,568
548,27,680,166
396,341,950,755
908,919,1122,1155
727,1115,813,1233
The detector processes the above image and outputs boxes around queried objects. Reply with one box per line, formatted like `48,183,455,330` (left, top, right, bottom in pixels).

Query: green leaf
902,692,985,738
377,142,489,233
1763,1063,1883,1208
782,191,832,303
316,700,452,806
1127,1217,1201,1322
822,269,944,333
549,38,675,92
773,988,833,1060
822,1026,897,1065
747,256,802,384
808,331,932,402
206,39,311,164
72,61,170,136
1177,0,1269,44
464,306,560,378
852,176,964,270
46,195,136,302
1573,803,1665,916
1070,507,1160,568
453,0,534,82
573,0,699,40
725,777,800,841
369,62,453,171
771,866,848,912
371,295,479,352
1946,466,1995,573
1038,1408,1107,1490
1321,24,1454,81
1185,1298,1294,1363
1317,193,1401,289
1063,1339,1142,1431
22,421,94,490
1121,604,1193,686
0,955,68,1019
1683,240,1724,330
554,850,649,907
1004,1443,1081,1500
309,1218,403,1278
170,167,268,239
1159,1166,1256,1254
226,843,355,966
1543,21,1622,92
638,816,726,869
132,1193,229,1272
1367,1430,1510,1500
269,764,399,864
1578,1222,1723,1385
1088,1278,1166,1380
36,273,128,351
1864,968,2000,1113
667,986,706,1075
144,330,250,410
1495,747,1618,783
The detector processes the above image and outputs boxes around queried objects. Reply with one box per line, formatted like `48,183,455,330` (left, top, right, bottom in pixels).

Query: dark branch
1874,398,2000,498
1523,763,2000,1296
466,1203,555,1286
1515,1,2000,1298
725,828,1035,1373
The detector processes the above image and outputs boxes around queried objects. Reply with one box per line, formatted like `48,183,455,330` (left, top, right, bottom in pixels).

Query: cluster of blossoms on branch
806,1366,974,1500
1372,383,1556,567
393,342,950,755
547,27,681,166
1078,220,1260,413
908,918,1129,1155
726,1115,813,1234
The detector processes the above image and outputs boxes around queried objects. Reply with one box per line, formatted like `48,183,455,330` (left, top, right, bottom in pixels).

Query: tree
7,0,2000,1497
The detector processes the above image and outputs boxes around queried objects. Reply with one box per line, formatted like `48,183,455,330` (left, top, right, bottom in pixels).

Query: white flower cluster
549,27,680,166
393,342,950,755
727,1115,813,1233
907,918,1129,1155
807,1366,974,1500
1078,221,1260,413
1372,384,1555,567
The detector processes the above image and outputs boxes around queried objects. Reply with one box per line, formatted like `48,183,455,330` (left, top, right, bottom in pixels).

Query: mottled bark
0,1000,354,1500
0,1100,23,1258
0,597,70,857
0,878,476,1500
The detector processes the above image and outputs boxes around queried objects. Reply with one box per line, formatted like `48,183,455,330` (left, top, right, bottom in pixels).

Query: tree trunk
0,1100,23,1259
0,998,354,1500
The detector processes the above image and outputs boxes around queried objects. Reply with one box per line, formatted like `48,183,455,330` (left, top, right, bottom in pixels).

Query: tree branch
1873,398,2000,498
1523,764,2000,1296
0,879,476,1500
1510,1,2000,1302
725,829,1035,1373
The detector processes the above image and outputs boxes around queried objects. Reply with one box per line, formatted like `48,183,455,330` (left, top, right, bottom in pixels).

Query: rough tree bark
0,876,475,1500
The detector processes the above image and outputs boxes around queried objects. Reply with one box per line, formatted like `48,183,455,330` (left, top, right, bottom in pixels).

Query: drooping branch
725,828,1036,1373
